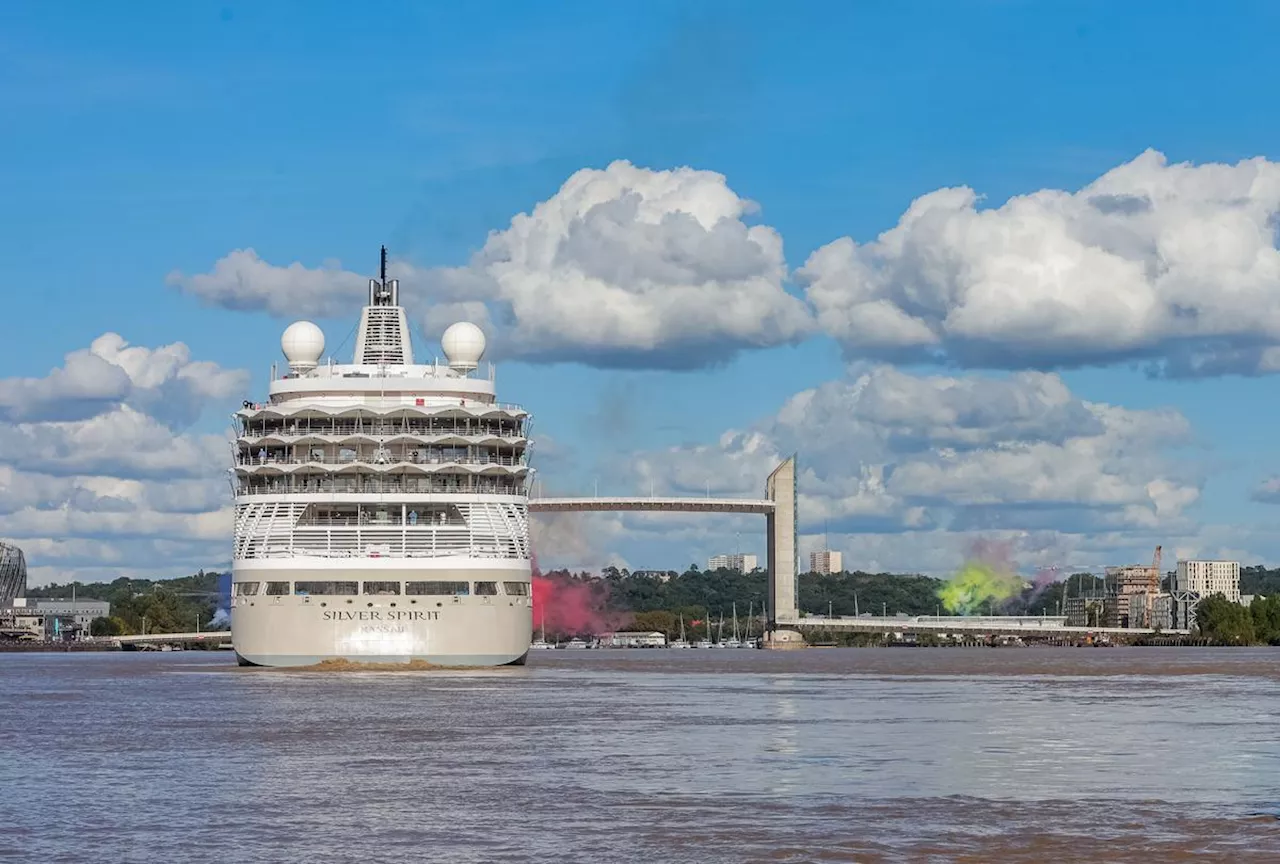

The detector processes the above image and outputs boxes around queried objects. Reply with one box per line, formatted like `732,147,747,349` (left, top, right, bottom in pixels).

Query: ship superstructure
229,248,534,666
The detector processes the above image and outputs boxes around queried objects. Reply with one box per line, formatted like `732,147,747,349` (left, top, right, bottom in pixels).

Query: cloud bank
0,336,245,585
802,149,1280,377
170,160,812,369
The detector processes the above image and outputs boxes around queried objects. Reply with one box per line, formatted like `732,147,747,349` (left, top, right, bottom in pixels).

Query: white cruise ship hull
231,561,532,667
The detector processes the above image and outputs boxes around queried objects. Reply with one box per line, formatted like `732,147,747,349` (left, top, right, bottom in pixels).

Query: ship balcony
235,475,526,497
234,406,529,441
236,428,528,447
234,448,527,471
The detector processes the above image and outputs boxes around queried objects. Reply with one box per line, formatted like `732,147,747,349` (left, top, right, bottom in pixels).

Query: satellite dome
441,322,486,372
281,321,325,372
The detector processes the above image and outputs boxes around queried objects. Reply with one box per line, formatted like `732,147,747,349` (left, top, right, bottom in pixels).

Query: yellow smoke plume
937,558,1024,615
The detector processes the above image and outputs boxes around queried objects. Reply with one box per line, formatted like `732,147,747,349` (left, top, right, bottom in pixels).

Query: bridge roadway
105,631,232,646
779,614,1189,638
528,497,775,515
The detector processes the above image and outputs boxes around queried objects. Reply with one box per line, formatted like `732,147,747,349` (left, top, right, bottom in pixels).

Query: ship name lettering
322,610,439,622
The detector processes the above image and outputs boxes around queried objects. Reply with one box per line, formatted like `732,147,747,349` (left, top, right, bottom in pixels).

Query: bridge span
528,497,774,515
528,457,799,629
780,614,1189,638
105,631,232,647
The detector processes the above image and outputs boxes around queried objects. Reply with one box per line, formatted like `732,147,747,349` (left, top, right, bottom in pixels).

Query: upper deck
266,360,503,407
232,247,532,507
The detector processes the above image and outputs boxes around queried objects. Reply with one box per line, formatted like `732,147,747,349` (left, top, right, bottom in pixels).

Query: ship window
405,581,470,596
234,582,261,596
503,582,530,596
474,581,499,596
363,581,401,596
265,581,291,596
294,581,358,596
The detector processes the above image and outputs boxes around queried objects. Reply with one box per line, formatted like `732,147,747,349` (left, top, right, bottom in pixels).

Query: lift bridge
527,456,1188,640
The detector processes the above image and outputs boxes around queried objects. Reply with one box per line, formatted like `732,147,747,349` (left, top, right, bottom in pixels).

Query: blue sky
4,0,1280,583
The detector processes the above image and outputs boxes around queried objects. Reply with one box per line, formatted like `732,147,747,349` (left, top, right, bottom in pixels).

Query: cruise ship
229,248,533,667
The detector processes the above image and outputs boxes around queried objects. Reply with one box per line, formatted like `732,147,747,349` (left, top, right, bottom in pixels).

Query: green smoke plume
937,558,1024,615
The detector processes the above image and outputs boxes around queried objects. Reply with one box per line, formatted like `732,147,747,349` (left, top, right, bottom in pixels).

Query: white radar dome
441,321,486,372
281,320,325,371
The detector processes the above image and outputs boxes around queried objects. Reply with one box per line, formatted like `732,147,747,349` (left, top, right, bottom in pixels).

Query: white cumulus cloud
0,336,245,586
801,149,1280,376
0,333,248,426
633,365,1199,538
170,160,813,369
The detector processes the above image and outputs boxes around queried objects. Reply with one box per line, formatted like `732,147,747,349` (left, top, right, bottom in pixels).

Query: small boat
670,616,691,649
563,638,588,650
530,612,556,649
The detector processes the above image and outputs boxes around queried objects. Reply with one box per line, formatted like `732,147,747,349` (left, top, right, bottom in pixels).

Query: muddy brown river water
2,647,1277,862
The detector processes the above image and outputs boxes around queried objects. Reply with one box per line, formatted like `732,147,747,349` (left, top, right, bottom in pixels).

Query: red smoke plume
530,555,626,637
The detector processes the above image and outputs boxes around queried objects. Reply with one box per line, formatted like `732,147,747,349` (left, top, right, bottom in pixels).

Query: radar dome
281,321,325,372
441,321,486,372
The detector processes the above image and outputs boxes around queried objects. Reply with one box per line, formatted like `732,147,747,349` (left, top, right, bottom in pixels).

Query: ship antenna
380,245,388,283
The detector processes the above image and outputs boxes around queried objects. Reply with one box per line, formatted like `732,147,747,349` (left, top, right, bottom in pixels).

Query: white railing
238,424,527,441
234,501,532,560
235,452,527,468
236,479,526,496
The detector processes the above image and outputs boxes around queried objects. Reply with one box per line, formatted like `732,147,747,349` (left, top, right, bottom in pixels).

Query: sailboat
530,608,556,649
694,616,714,649
740,601,758,648
670,615,691,649
721,603,742,649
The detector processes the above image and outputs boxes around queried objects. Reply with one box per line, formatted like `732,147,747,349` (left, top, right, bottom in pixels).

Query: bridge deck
528,497,775,514
781,615,1188,637
109,631,232,645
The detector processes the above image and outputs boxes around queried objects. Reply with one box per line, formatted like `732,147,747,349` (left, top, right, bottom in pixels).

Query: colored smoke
1022,568,1059,610
531,555,625,637
937,539,1024,615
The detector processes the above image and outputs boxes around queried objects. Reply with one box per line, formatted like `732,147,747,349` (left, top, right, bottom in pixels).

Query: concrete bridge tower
766,455,798,628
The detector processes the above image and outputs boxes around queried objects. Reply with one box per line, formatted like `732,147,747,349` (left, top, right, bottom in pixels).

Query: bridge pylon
765,455,798,630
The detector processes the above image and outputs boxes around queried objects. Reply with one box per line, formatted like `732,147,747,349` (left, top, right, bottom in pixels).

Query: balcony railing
237,421,526,440
235,452,527,469
236,478,525,496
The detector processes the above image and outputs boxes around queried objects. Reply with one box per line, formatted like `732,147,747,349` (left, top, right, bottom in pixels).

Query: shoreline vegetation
20,565,1280,647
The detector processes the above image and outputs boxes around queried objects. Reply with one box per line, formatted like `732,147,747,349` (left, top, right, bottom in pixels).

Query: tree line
1194,594,1280,645
23,563,1276,641
544,565,1095,639
26,571,228,636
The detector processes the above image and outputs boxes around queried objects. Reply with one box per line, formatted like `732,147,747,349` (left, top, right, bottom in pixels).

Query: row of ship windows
234,580,530,597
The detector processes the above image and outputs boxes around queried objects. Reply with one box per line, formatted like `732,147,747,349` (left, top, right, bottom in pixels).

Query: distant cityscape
0,530,1272,647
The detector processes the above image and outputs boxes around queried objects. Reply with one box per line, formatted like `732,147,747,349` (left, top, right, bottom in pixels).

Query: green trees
89,616,126,637
1194,593,1280,644
1247,594,1280,645
1195,595,1257,644
27,571,228,635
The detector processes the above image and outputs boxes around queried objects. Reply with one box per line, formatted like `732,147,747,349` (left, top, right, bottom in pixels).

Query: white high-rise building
707,553,757,573
810,549,842,575
1174,560,1240,602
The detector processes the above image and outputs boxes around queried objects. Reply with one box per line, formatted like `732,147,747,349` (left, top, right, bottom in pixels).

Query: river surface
2,647,1278,862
